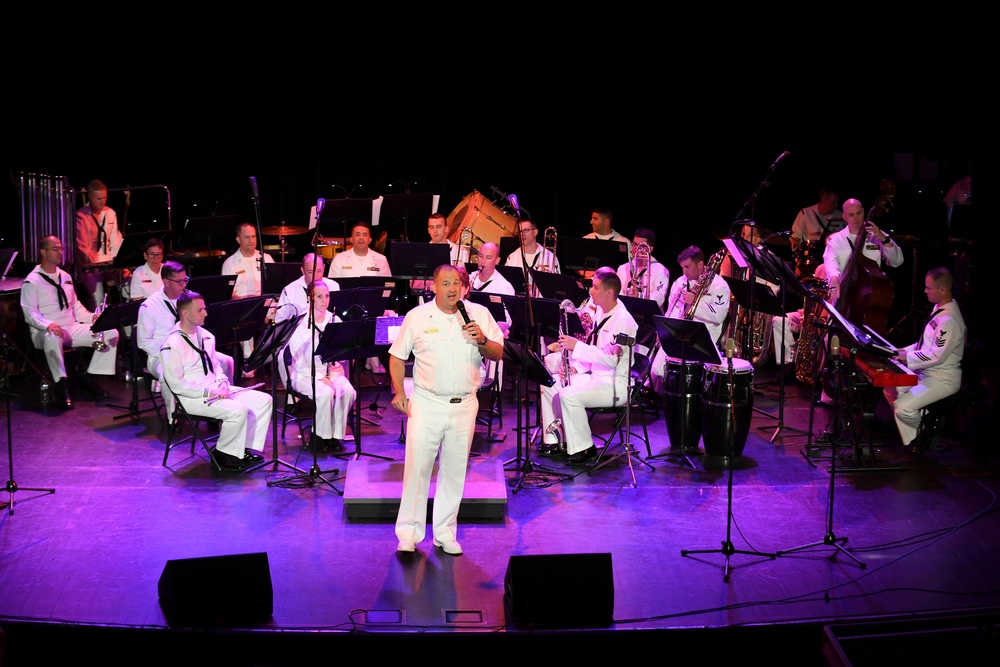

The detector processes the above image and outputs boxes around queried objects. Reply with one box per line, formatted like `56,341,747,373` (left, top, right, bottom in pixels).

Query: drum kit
261,224,310,262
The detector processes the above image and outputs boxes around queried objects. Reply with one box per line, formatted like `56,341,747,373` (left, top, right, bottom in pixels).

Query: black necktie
38,272,69,310
95,214,108,254
474,280,491,292
166,301,179,323
180,332,210,375
588,316,611,345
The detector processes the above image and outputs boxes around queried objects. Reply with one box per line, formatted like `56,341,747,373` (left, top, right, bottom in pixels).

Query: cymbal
261,225,309,236
765,233,790,247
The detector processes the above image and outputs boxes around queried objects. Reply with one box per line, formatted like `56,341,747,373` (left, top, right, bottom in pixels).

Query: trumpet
542,227,558,272
92,294,108,352
628,242,651,299
205,382,265,405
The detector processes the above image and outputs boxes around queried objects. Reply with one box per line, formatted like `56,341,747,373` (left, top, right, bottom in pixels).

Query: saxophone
683,248,726,320
557,299,577,387
794,279,831,385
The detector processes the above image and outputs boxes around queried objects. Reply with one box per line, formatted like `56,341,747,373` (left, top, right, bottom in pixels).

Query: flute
205,382,265,405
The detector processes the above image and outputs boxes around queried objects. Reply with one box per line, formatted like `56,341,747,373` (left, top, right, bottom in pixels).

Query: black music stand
262,263,306,297
90,300,151,421
328,287,394,424
315,198,374,248
558,237,629,283
242,315,309,477
204,296,271,378
467,292,509,326
114,231,162,272
618,295,664,331
648,316,721,468
316,318,393,463
333,276,397,292
387,242,451,280
528,270,589,305
376,193,434,243
494,266,526,296
503,339,570,493
677,315,777,580
177,214,239,274
187,275,237,306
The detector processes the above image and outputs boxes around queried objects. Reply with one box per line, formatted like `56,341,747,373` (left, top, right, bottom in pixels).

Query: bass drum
445,190,518,258
701,358,754,469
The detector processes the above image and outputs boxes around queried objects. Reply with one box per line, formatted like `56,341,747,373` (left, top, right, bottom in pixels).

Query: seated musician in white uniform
616,227,669,312
650,246,730,394
771,264,827,378
505,217,559,297
283,281,357,451
220,222,275,377
272,253,340,324
327,222,392,278
538,267,638,465
20,235,119,409
883,267,966,448
160,291,272,471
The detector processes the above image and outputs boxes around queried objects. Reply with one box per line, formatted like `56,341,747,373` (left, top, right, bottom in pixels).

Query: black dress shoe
242,450,265,464
55,380,73,410
565,446,597,465
210,447,248,471
328,438,345,452
80,374,110,398
538,442,563,457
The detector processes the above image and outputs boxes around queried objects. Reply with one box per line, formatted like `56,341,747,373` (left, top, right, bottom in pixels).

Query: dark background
4,56,976,340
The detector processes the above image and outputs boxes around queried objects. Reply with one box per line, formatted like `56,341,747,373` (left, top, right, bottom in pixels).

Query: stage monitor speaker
158,552,273,626
504,553,614,628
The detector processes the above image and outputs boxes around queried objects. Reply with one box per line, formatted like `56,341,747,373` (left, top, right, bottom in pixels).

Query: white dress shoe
433,539,463,555
396,539,416,553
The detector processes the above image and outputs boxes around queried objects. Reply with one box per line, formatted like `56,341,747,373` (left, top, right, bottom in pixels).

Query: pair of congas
663,355,754,468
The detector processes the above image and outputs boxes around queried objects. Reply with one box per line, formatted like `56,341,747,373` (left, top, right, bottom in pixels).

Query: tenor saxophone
557,299,576,387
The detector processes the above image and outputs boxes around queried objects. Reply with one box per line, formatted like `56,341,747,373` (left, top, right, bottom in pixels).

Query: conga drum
701,358,754,469
663,356,704,452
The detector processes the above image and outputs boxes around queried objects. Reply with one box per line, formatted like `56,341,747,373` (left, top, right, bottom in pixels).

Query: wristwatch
882,235,893,245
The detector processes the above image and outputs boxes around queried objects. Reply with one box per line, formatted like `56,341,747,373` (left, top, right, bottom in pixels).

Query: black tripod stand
504,339,572,493
243,315,308,477
680,343,777,582
776,335,866,570
2,332,56,514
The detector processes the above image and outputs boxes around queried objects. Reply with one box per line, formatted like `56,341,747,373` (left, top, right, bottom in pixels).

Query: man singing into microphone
389,264,503,556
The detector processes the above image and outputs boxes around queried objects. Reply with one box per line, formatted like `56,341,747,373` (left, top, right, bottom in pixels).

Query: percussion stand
681,341,776,582
776,335,866,570
1,332,56,515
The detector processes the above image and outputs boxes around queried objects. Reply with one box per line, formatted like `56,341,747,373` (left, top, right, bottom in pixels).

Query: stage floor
1,361,998,665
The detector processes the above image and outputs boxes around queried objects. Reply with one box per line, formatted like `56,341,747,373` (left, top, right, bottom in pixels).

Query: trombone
542,227,557,272
457,227,477,265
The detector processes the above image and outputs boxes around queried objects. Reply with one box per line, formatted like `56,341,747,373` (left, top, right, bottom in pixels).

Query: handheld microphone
508,194,520,216
315,198,326,217
250,176,259,200
456,300,472,325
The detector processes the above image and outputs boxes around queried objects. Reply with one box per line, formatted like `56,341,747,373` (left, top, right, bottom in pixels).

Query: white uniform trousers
292,375,357,440
175,389,272,459
395,386,478,546
540,352,628,455
883,375,961,446
772,311,803,365
31,324,119,382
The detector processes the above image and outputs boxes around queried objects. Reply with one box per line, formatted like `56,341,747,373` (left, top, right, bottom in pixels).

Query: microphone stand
268,210,342,494
2,332,56,514
681,338,776,582
249,176,267,285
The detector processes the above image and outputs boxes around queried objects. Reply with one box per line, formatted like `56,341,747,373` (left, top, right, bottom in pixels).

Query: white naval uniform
285,310,357,441
327,248,392,278
388,299,503,546
20,264,120,382
159,324,272,459
883,300,966,446
128,262,163,301
540,300,638,455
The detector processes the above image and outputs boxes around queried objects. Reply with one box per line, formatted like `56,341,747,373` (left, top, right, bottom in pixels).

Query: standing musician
584,207,633,259
159,291,272,471
822,197,903,303
883,267,966,448
538,267,638,465
75,179,124,311
389,264,504,555
790,186,843,278
284,281,357,451
504,217,560,297
650,246,730,393
615,228,669,311
20,235,118,408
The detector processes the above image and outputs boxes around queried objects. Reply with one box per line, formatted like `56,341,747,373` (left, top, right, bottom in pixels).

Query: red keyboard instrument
846,348,918,387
